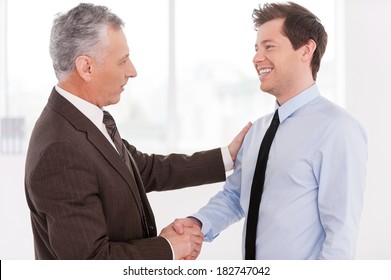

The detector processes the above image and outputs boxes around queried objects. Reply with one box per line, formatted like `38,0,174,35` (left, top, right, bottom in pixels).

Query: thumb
173,218,195,234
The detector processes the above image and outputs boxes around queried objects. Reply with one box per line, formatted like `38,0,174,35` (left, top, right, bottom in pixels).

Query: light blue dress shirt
193,84,367,259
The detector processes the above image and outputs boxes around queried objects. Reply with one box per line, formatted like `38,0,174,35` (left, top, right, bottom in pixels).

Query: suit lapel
125,147,157,237
47,88,146,218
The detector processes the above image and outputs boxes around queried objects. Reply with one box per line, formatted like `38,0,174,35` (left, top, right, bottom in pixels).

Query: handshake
159,217,204,260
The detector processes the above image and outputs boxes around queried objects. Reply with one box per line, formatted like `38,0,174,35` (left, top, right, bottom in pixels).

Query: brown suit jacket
24,88,226,259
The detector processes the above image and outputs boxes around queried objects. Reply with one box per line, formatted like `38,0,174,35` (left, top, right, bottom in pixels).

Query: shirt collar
55,85,104,130
275,83,320,123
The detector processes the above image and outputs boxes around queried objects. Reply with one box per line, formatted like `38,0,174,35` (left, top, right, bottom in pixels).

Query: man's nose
127,60,137,78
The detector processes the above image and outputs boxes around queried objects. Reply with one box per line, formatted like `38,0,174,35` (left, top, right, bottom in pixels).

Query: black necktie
245,109,280,260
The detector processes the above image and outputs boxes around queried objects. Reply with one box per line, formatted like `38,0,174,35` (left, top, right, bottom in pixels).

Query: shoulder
305,98,367,152
311,97,366,137
26,106,92,173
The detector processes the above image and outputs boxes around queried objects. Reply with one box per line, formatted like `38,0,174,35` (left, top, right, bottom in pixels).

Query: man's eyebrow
119,54,129,61
261,39,277,44
255,39,276,48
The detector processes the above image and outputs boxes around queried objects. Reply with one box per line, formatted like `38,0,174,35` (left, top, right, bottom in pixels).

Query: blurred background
0,0,390,259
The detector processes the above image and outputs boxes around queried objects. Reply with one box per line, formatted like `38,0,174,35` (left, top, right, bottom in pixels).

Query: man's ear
75,55,93,81
302,39,317,62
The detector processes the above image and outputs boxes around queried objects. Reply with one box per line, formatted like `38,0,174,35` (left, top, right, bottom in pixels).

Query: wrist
188,216,202,229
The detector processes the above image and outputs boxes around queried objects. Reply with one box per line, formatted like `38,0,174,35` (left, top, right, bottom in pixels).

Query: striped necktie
102,110,132,169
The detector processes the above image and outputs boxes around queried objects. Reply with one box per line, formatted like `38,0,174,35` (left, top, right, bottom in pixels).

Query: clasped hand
159,217,203,260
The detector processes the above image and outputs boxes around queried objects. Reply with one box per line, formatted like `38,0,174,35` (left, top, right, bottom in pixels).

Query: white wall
0,155,33,259
345,0,391,259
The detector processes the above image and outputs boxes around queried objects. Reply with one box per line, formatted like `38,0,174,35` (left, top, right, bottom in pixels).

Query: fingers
235,122,252,145
187,231,203,260
173,222,184,235
240,122,252,137
173,217,202,235
173,218,193,234
175,217,194,227
184,227,204,259
228,122,252,161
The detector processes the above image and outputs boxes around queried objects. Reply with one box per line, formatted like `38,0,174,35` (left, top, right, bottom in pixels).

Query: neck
275,76,315,105
58,77,98,106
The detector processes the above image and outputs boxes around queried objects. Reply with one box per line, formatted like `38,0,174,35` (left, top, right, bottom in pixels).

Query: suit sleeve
26,142,172,259
123,140,226,192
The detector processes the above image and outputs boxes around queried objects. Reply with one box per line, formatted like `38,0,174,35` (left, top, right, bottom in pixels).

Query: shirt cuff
191,213,214,242
221,146,234,171
161,236,175,260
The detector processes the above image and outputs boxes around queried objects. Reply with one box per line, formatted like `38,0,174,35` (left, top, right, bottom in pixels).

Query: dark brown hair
252,2,327,80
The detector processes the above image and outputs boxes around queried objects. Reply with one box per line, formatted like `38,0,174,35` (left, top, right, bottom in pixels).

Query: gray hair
49,3,124,80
